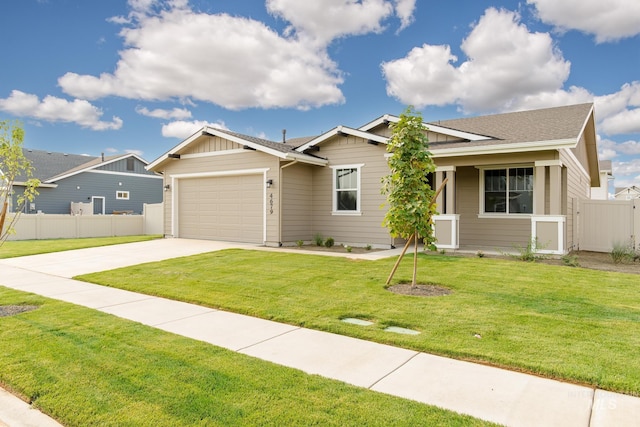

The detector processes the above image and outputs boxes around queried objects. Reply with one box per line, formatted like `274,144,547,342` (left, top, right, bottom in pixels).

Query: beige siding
560,149,591,250
281,163,313,242
311,134,393,247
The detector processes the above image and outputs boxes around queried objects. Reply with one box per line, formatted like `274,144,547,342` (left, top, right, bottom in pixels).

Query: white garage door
178,174,263,243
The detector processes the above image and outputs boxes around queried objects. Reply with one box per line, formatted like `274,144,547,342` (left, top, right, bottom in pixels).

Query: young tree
381,107,438,286
0,120,40,246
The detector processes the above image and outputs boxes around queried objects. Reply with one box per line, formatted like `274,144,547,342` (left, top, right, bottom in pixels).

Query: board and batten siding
311,135,393,247
281,163,313,243
160,147,280,244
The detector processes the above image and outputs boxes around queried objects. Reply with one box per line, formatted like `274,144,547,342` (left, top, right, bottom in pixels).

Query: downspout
278,160,299,246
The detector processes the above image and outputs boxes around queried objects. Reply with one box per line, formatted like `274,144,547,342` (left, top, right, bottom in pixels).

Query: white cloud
161,119,228,139
394,0,416,31
597,138,619,160
382,8,570,112
599,108,640,135
60,4,345,110
136,106,192,120
0,90,122,131
527,0,640,43
612,158,640,187
266,0,394,46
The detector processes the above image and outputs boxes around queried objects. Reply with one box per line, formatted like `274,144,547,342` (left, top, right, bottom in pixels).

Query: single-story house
614,185,640,200
591,160,612,200
11,149,163,215
148,103,600,255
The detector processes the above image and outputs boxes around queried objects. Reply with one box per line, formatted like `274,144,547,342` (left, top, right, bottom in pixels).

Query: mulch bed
387,283,452,297
0,305,39,317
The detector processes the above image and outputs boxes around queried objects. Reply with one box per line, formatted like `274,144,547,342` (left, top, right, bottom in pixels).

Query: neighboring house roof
614,185,640,198
19,149,154,185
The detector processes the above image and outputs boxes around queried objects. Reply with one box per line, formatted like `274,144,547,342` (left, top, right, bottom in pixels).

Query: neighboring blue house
12,149,163,215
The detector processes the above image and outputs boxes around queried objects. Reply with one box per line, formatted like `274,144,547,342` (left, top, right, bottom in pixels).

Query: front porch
431,162,568,255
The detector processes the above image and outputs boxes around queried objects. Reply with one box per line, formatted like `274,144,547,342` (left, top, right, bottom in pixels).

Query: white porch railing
433,214,459,250
531,215,566,255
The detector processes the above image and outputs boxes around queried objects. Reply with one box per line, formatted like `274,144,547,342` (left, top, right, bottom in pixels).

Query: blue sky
1,0,639,192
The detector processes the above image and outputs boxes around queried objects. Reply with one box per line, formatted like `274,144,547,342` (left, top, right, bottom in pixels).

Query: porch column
434,170,445,213
534,163,546,215
444,166,456,215
435,166,456,214
549,164,562,215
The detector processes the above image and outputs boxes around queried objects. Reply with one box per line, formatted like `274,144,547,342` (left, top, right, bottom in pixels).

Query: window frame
116,190,130,200
331,164,363,216
478,165,534,217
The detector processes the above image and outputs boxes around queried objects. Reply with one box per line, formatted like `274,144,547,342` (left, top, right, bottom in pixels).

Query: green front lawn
0,235,161,259
78,249,640,395
0,288,490,426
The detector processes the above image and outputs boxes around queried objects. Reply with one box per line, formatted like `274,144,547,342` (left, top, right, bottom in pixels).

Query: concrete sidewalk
1,239,638,426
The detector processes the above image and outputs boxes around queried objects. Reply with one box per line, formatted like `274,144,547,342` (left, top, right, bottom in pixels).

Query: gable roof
296,125,389,153
148,127,328,171
614,185,640,197
429,103,595,152
19,149,152,184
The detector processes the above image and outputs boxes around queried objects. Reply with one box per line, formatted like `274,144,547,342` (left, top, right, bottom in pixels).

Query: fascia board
296,126,388,153
284,152,328,166
425,123,491,141
430,138,578,158
14,181,57,188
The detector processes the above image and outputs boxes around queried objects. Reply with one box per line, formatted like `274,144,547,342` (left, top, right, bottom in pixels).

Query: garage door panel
178,175,263,243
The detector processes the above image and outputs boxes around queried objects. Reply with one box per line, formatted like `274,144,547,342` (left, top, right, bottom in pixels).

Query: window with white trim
483,167,533,214
116,191,130,200
332,165,363,214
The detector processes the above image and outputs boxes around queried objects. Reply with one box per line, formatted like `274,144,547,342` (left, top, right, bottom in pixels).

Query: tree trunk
412,231,418,287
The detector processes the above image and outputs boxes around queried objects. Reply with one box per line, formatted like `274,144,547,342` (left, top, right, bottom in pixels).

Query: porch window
332,164,363,214
483,167,533,214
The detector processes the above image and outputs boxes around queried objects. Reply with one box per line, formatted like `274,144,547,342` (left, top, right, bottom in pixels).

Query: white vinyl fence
6,203,164,241
576,199,639,252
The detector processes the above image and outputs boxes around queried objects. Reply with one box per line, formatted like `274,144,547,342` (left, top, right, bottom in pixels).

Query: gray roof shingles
428,103,593,149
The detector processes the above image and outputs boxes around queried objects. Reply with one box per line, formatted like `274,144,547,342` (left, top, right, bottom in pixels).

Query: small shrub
561,254,580,267
509,238,547,262
345,245,352,253
611,243,636,264
439,249,446,255
296,240,304,248
476,251,485,258
325,237,335,248
313,233,324,246
365,244,372,251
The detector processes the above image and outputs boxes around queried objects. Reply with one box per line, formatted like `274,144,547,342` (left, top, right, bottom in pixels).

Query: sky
1,0,639,193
